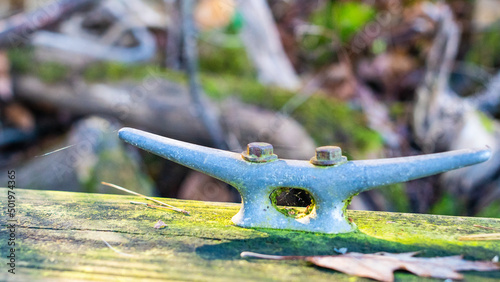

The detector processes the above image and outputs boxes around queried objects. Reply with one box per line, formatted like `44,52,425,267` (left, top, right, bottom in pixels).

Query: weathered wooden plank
1,188,499,281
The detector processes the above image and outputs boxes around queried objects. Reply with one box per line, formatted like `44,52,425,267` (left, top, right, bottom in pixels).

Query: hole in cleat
270,188,315,219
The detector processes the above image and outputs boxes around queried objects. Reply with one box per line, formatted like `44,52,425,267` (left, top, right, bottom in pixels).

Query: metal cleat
118,127,491,234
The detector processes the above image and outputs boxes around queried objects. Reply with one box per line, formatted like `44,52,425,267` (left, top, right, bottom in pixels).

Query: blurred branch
413,3,462,151
181,0,228,150
412,3,500,214
469,71,500,116
14,75,314,158
238,0,300,90
0,0,97,48
30,1,157,63
164,0,181,69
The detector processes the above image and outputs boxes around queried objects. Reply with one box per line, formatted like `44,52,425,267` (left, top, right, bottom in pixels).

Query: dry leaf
241,251,499,282
154,220,167,229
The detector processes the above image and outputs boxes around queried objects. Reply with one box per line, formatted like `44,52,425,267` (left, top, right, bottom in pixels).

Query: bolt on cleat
310,146,347,166
118,127,491,234
241,142,278,163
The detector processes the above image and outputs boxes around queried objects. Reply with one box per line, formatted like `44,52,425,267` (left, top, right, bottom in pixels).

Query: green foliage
477,200,500,218
378,183,410,213
430,193,499,219
8,48,68,83
466,25,500,69
304,1,376,68
198,40,254,76
332,1,377,42
477,111,495,133
225,11,244,34
429,193,464,216
8,48,33,74
310,1,376,42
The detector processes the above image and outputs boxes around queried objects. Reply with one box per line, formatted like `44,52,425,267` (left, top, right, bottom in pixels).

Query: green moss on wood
8,48,69,83
3,188,500,281
37,62,69,84
8,47,382,157
342,192,358,218
83,62,186,83
199,73,383,156
8,48,33,74
79,60,383,157
198,38,254,77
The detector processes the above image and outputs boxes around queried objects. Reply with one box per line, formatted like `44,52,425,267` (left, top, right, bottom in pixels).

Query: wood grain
1,188,499,281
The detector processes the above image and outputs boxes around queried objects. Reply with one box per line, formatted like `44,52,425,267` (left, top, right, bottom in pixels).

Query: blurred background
1,0,499,218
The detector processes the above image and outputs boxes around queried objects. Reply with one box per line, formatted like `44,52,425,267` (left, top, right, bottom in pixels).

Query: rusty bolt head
310,146,347,166
242,142,278,163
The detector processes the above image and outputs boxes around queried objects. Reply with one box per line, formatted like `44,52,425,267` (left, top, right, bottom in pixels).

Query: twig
34,144,76,158
101,238,134,257
130,201,185,213
458,233,500,241
241,251,306,260
474,224,500,232
457,224,500,241
181,0,228,150
101,182,189,215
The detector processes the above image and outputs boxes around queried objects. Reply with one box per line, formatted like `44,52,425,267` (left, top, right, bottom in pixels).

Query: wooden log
3,188,500,281
13,75,316,160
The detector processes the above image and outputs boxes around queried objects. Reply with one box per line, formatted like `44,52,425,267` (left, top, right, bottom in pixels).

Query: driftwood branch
238,0,300,90
14,74,315,160
0,0,97,48
412,3,500,214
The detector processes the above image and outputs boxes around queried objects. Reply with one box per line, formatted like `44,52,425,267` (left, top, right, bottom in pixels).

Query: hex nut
310,146,347,166
242,142,278,163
